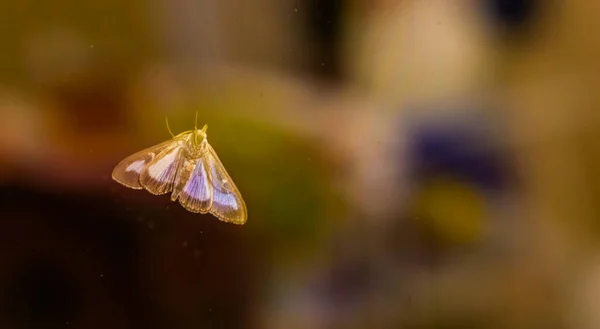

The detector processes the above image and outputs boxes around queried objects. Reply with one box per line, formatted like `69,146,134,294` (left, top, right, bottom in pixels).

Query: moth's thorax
180,131,207,157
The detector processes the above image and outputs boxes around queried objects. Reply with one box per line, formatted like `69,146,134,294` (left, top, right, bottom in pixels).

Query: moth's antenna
201,124,208,134
165,117,175,138
194,111,198,130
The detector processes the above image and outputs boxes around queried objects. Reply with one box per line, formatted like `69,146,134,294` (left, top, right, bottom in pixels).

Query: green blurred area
127,84,347,253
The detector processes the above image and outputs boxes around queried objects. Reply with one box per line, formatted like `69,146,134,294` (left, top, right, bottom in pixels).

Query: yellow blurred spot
413,176,486,244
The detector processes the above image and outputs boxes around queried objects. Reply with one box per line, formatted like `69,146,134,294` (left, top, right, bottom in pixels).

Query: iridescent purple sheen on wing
205,144,247,224
176,157,212,213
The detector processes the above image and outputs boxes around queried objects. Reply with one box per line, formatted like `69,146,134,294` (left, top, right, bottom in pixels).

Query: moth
112,114,247,225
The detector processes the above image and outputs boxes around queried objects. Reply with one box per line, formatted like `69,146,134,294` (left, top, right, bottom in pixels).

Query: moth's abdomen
171,159,195,201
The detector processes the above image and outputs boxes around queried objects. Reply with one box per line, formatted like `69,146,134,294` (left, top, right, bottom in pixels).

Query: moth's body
112,121,247,225
174,129,208,158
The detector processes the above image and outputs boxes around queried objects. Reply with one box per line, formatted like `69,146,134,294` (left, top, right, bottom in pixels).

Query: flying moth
112,114,248,225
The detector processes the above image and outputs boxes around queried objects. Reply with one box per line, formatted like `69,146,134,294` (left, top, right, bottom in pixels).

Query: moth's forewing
139,141,184,195
174,157,213,213
112,140,173,189
205,143,248,225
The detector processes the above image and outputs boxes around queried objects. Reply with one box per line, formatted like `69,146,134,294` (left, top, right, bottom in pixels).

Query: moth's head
192,124,208,146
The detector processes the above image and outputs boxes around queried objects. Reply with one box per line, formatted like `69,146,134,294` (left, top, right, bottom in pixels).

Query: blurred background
1,0,600,328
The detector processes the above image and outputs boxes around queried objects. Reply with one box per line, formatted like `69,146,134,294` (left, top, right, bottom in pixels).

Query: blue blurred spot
408,122,509,191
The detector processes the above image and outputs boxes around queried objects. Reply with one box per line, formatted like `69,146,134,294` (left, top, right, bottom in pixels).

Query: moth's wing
172,157,213,213
112,140,173,189
139,141,184,195
205,143,247,224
